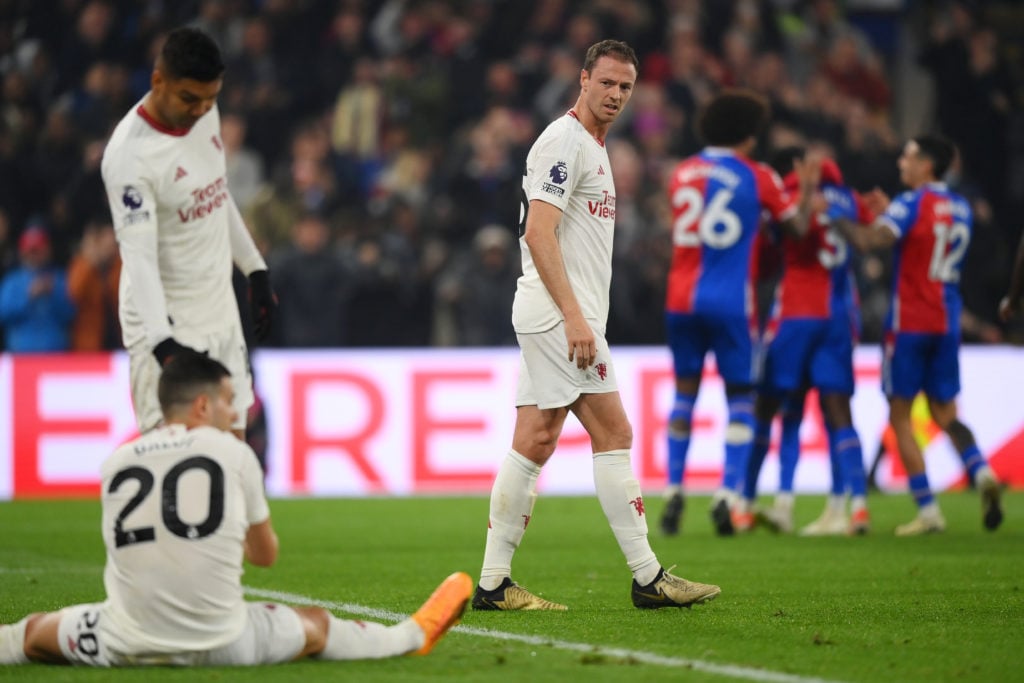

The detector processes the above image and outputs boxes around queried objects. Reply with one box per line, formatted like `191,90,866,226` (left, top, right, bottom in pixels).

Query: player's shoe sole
660,491,685,536
894,513,946,536
848,509,870,535
411,572,473,655
631,566,720,609
980,478,1004,531
472,577,568,611
757,506,794,534
710,498,735,536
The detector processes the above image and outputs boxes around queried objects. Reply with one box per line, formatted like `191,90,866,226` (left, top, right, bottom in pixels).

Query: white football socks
0,618,30,664
593,450,660,586
317,616,423,660
479,450,541,591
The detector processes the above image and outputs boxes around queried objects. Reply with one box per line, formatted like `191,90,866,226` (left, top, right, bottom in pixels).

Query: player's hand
863,188,890,215
565,314,596,369
793,153,822,191
998,296,1018,322
152,338,200,366
248,270,277,342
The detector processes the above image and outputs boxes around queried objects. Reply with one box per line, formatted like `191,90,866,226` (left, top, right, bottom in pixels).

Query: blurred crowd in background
0,0,1022,353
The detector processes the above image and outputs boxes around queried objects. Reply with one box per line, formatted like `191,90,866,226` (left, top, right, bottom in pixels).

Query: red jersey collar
567,109,605,147
136,104,190,137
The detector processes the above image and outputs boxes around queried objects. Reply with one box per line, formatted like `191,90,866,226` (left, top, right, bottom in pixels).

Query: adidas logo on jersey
174,166,188,181
597,165,605,175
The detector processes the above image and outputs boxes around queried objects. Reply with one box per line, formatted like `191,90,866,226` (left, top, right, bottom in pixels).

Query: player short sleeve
877,191,917,239
525,132,582,211
755,164,798,223
102,151,159,238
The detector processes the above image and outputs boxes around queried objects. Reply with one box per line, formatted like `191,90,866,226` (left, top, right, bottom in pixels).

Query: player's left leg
820,392,869,534
573,390,720,609
923,331,1003,530
928,399,1004,531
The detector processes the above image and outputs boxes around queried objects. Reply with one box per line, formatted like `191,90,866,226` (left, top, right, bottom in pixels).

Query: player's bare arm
998,228,1024,321
244,518,279,567
833,215,897,253
523,198,596,369
779,154,822,239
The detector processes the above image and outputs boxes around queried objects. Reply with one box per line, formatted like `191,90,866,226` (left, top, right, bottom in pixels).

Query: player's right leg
929,399,1003,531
661,313,707,535
889,396,946,536
475,331,574,610
885,333,946,536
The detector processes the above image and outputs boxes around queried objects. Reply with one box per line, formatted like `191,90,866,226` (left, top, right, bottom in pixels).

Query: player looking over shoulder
833,134,1003,535
659,90,818,537
473,39,720,612
101,27,276,440
0,351,471,668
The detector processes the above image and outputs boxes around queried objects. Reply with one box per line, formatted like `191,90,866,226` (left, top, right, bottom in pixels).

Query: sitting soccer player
0,351,471,667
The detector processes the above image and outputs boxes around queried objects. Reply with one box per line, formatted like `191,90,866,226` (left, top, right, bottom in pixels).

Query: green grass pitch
0,491,1020,682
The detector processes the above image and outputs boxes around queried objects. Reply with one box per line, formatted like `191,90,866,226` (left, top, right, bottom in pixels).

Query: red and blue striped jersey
774,183,871,322
877,182,971,334
665,148,797,317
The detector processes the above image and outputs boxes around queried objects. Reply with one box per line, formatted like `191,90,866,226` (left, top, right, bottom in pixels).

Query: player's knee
22,613,61,663
725,421,754,445
294,607,329,659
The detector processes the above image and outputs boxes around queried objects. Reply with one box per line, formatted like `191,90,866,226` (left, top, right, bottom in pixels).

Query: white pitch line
244,586,845,683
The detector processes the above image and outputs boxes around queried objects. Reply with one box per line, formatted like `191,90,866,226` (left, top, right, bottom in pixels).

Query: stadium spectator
66,220,120,351
0,351,471,668
100,27,275,439
0,1,1019,350
473,40,720,612
266,212,348,348
434,224,519,347
0,224,75,352
221,112,265,212
834,134,1003,535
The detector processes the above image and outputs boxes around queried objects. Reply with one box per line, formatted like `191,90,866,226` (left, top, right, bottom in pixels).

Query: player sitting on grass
0,351,471,667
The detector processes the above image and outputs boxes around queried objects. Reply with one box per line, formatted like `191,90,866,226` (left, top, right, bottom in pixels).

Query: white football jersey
99,424,269,653
512,112,617,333
102,101,265,350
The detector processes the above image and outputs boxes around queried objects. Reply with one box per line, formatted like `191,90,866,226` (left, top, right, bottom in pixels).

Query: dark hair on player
158,350,231,414
583,39,639,73
697,89,770,147
769,146,806,177
911,134,957,179
159,27,225,82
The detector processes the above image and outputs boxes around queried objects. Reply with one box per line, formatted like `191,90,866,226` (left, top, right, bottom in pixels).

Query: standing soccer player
836,134,1003,535
0,352,470,667
659,91,817,537
473,40,720,611
101,27,276,439
737,151,872,536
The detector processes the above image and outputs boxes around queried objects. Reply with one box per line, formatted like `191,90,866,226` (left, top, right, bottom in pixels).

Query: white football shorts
515,320,619,409
128,322,253,432
57,601,305,667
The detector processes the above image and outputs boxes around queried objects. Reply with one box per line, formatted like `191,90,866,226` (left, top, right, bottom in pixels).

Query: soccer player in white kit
472,40,720,611
101,27,276,438
0,351,472,667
